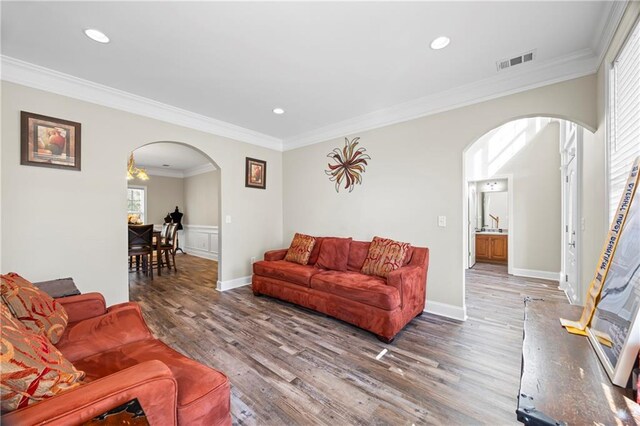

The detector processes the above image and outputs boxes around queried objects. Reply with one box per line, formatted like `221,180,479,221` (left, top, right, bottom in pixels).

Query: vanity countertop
475,231,508,235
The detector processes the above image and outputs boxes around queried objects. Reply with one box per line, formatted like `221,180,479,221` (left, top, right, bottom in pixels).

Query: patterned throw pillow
1,302,84,412
361,236,411,278
284,233,317,265
1,273,68,344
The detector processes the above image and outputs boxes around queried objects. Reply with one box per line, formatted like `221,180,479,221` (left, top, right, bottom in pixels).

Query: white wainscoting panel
183,225,219,261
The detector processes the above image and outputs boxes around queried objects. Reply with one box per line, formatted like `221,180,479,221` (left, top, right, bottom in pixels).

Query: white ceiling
133,142,211,173
1,2,618,150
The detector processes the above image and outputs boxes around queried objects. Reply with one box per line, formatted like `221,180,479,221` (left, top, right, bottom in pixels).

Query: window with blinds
608,19,640,221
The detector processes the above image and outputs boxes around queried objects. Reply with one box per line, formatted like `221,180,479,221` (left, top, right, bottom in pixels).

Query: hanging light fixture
127,152,149,181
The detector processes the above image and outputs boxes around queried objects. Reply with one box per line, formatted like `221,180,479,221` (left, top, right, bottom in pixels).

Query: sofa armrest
387,266,425,310
57,293,107,323
107,301,141,312
2,360,178,426
264,249,288,261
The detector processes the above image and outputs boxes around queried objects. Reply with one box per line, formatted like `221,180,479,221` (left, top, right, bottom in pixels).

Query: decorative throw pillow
284,233,316,265
315,237,353,271
361,236,411,278
1,302,84,412
1,273,68,344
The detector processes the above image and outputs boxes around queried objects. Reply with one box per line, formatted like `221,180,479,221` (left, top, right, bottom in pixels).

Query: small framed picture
21,111,81,171
245,157,266,189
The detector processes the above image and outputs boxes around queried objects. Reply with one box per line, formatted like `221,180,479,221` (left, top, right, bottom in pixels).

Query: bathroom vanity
475,232,508,264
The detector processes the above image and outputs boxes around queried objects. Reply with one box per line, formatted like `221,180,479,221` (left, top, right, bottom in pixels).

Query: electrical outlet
438,216,447,227
250,257,256,264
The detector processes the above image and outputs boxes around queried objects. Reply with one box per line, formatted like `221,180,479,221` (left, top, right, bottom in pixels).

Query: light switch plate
225,215,232,224
438,216,446,227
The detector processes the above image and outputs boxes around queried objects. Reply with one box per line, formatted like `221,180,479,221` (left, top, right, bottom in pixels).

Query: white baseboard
512,268,560,281
216,275,251,292
184,247,218,261
424,300,468,321
563,284,578,304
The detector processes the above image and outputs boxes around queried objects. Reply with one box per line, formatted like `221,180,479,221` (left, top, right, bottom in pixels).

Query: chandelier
126,152,149,181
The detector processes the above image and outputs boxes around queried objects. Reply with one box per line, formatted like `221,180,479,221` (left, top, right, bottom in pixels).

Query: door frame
560,121,583,304
464,175,513,275
468,182,477,268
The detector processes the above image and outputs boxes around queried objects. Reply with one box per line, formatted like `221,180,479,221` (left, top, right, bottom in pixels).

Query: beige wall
283,75,597,316
184,170,220,226
128,175,185,225
1,82,283,305
496,122,562,273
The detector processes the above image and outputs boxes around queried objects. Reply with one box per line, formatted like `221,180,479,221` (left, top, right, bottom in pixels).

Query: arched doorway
125,141,222,295
462,116,597,312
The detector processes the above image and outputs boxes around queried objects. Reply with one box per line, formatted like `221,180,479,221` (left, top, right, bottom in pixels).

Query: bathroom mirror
477,191,509,229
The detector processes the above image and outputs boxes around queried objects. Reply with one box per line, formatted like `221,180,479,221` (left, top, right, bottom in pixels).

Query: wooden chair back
128,224,153,249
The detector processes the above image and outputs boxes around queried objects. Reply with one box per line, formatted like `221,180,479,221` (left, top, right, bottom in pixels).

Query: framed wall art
21,111,81,171
245,157,266,189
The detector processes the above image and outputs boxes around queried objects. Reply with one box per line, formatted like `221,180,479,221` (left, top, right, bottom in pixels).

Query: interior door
565,156,578,298
468,183,477,268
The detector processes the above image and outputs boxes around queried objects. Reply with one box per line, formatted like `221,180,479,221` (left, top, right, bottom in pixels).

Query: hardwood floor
129,256,568,425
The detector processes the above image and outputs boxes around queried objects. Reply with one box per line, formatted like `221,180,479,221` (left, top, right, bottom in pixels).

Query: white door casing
468,183,477,268
560,121,582,304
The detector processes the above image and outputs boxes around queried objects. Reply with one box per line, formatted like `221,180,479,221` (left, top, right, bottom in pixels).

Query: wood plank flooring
129,256,568,425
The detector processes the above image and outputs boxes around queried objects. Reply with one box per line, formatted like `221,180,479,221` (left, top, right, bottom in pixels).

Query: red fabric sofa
3,293,231,426
252,238,429,342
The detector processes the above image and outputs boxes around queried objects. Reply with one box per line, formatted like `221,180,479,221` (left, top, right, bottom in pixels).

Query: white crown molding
140,162,216,178
0,55,284,152
143,166,185,178
283,49,599,150
184,162,217,177
593,0,628,68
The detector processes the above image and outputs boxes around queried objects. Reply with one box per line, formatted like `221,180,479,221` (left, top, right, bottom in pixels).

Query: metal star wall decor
325,137,371,193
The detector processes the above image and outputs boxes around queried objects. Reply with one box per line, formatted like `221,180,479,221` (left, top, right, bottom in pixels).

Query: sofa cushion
308,237,324,265
56,304,154,363
253,260,320,287
310,271,400,310
284,233,317,265
315,237,352,271
0,302,84,412
347,241,371,272
361,237,411,278
73,339,230,425
1,272,68,344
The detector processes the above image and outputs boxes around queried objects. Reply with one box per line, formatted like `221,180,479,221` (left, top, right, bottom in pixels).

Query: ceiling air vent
496,49,536,72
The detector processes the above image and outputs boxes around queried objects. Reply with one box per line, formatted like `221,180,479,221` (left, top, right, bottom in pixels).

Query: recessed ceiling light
430,36,450,50
273,108,285,115
162,164,171,167
84,28,110,44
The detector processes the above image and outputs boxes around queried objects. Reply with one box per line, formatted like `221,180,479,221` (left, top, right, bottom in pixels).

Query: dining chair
128,224,154,280
159,223,179,272
160,222,170,244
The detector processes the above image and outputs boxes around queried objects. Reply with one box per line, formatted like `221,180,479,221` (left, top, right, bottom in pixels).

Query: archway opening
126,141,222,297
462,116,597,316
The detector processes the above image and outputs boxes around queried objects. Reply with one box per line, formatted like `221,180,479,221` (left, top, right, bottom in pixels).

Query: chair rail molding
183,225,219,261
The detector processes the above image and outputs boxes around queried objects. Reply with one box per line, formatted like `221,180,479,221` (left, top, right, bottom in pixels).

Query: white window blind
608,19,640,221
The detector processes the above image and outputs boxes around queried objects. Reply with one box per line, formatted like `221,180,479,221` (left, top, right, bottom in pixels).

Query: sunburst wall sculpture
325,137,371,193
